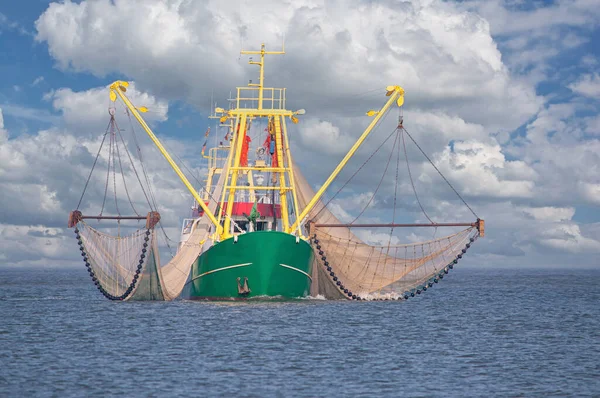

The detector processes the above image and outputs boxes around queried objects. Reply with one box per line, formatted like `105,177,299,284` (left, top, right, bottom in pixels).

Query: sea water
0,267,598,397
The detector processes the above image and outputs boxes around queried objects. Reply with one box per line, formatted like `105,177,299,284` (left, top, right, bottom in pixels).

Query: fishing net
294,159,480,301
71,142,231,301
75,223,151,300
71,83,482,302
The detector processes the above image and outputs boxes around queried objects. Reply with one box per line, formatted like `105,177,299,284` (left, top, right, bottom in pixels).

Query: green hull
186,231,314,300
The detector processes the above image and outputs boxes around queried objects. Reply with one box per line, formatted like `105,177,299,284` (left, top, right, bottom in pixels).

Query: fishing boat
69,43,484,301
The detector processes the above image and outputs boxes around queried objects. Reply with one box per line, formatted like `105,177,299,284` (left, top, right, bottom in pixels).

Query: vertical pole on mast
258,44,265,110
242,43,285,111
281,115,301,236
273,116,289,232
223,115,248,239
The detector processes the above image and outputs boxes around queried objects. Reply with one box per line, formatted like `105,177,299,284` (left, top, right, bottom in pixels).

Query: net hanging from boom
295,118,483,300
68,108,230,301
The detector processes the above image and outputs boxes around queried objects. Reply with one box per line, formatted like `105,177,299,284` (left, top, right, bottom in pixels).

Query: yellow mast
108,49,404,244
241,43,285,110
217,42,300,240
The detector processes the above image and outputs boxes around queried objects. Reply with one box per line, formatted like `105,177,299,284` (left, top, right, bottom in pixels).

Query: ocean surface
0,267,598,397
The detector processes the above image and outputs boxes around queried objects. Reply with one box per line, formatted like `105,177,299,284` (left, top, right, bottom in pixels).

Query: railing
234,190,280,204
206,146,230,169
236,87,286,110
180,218,196,235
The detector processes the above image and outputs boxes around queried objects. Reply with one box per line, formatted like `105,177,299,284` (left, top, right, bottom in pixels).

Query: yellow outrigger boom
287,85,405,234
109,81,223,236
109,77,404,240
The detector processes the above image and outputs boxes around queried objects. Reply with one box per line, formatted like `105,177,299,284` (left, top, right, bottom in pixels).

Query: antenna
240,42,286,110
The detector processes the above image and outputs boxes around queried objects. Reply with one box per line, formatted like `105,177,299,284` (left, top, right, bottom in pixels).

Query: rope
375,130,402,291
111,118,140,216
125,110,174,254
113,118,152,211
313,124,397,219
402,127,479,219
401,129,433,223
350,130,399,223
110,124,120,216
77,119,111,210
99,124,113,216
391,130,401,229
126,110,159,212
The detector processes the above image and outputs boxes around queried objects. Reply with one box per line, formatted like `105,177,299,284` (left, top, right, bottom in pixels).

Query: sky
0,0,599,268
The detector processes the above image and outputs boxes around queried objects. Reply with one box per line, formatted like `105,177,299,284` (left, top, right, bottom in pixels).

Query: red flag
240,136,252,167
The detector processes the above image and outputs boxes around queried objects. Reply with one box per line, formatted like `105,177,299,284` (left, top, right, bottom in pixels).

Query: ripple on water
0,267,599,397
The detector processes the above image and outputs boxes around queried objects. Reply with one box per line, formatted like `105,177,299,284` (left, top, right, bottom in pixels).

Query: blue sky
0,0,599,268
1,1,210,141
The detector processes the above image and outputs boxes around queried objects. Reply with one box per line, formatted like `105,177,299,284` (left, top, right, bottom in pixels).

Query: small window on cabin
256,222,267,231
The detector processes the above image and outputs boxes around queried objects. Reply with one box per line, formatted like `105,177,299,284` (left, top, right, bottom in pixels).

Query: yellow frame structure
108,44,405,243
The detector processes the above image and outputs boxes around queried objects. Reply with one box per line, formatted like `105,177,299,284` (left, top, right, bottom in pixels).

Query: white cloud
433,139,536,199
298,118,354,156
461,0,600,35
581,55,598,67
0,108,7,142
578,183,600,205
539,224,600,254
522,206,575,222
2,0,595,269
584,115,600,135
504,103,600,208
0,224,75,266
0,11,30,36
569,73,600,99
460,1,600,87
48,83,168,132
31,76,44,86
0,103,60,124
35,0,541,132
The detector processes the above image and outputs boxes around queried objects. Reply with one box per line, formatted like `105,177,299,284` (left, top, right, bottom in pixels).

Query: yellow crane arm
287,85,405,234
109,81,222,235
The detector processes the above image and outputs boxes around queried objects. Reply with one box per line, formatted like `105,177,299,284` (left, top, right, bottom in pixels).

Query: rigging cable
312,116,396,220
401,129,433,223
126,110,159,212
76,118,112,210
113,120,140,216
111,122,120,216
402,127,479,219
114,119,153,213
376,128,403,291
349,129,399,223
125,109,174,255
99,123,113,216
